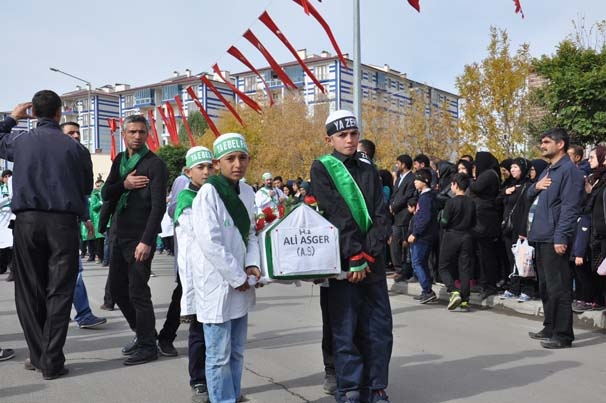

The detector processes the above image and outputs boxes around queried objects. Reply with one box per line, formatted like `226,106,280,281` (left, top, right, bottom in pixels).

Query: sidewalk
389,277,606,329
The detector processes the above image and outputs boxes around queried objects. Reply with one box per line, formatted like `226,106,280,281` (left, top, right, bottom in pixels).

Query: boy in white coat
174,146,215,402
192,133,261,403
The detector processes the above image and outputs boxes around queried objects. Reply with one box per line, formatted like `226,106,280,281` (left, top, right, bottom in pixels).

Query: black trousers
326,275,393,400
0,247,12,274
535,242,574,343
158,275,182,343
438,231,473,302
188,319,206,386
320,285,335,375
476,237,499,292
13,211,79,373
109,238,157,350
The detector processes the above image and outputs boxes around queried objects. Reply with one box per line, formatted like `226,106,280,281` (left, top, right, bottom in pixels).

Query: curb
389,279,606,330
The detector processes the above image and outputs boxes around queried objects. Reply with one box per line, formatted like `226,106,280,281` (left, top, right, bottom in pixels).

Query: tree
155,144,188,188
178,111,209,145
456,26,532,161
531,20,606,145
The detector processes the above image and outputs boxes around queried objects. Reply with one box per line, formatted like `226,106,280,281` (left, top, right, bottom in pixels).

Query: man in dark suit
389,154,416,281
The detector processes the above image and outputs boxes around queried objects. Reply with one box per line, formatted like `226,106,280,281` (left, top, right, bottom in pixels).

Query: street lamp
49,67,94,152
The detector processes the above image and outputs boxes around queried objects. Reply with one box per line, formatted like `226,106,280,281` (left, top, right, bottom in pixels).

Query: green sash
318,154,372,234
206,175,250,246
117,145,150,213
174,188,197,225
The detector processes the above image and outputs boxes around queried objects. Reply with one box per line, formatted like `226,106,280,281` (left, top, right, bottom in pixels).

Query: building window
243,76,257,92
123,95,134,108
162,84,180,101
315,64,329,80
134,89,154,106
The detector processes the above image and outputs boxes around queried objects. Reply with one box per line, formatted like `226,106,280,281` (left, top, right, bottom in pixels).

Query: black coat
390,170,416,227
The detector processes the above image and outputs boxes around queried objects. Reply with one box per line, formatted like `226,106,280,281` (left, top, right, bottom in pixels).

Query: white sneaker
517,293,531,302
499,290,517,300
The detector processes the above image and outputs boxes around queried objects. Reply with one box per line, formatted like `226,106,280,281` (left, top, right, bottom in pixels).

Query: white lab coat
175,207,201,316
192,181,260,324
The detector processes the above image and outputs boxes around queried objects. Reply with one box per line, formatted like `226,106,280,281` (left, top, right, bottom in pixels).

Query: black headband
326,116,358,136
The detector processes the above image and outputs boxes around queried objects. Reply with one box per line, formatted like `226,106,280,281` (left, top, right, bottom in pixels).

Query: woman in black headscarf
469,151,501,298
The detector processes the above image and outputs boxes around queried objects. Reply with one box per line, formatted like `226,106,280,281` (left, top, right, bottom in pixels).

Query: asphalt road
1,254,605,403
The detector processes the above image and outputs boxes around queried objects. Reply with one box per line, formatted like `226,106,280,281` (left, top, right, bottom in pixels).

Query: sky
1,0,605,111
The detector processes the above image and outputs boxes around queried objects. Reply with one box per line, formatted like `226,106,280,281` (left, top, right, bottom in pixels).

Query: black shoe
191,383,209,403
322,373,337,395
100,303,115,311
157,339,178,357
42,367,69,380
541,339,572,349
419,291,437,304
413,294,423,300
0,348,15,361
528,330,551,341
121,337,139,356
123,348,158,366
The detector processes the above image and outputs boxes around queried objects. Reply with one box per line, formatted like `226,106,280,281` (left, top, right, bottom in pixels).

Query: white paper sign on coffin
259,204,341,281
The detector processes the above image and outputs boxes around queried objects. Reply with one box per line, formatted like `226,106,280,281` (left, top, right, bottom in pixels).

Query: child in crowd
174,146,215,403
407,168,440,304
192,133,261,403
438,173,476,312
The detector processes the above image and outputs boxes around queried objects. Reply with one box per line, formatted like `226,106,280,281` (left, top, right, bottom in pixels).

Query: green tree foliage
531,24,606,145
156,144,188,188
456,26,532,161
178,111,209,145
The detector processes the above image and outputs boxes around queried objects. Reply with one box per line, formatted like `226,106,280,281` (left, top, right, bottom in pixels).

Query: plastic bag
511,238,536,278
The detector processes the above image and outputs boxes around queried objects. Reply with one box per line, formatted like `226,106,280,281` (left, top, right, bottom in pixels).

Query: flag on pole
201,75,246,127
291,0,348,67
259,11,325,93
107,118,117,160
186,86,222,138
243,29,298,90
212,63,263,114
227,45,275,106
513,0,524,18
147,110,161,151
165,102,180,145
407,0,420,12
175,95,196,146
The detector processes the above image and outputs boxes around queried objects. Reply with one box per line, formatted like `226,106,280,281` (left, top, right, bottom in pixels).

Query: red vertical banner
147,110,160,151
243,29,298,90
185,86,221,138
157,105,179,145
513,0,524,18
212,63,263,114
201,75,246,127
291,0,348,68
165,101,179,145
227,45,275,106
407,0,420,12
107,118,117,160
174,95,196,146
259,11,325,93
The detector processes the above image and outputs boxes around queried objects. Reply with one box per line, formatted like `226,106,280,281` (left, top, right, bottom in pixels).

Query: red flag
301,0,310,15
292,0,348,67
185,86,221,138
201,75,247,127
147,110,161,151
259,11,325,93
212,63,263,114
165,101,180,145
407,0,420,12
227,46,275,106
157,105,178,145
107,118,117,160
174,95,196,146
513,0,524,18
243,29,298,90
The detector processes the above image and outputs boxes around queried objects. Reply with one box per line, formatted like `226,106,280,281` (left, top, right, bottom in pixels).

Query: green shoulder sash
206,175,250,246
116,146,150,213
318,154,372,234
174,188,197,225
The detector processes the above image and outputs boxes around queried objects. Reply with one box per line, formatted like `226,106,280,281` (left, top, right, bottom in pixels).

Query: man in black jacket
389,154,416,281
0,90,93,380
101,114,168,365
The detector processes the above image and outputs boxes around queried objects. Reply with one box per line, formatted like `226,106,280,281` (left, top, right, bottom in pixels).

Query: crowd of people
0,89,604,403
